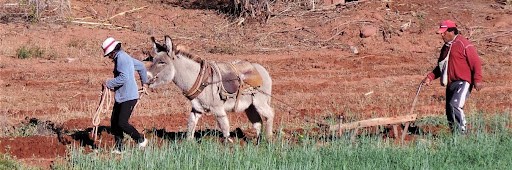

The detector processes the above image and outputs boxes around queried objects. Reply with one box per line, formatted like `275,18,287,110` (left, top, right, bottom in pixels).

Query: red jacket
427,35,482,85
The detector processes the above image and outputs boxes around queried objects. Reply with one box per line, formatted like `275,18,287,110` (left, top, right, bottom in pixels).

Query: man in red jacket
422,20,483,133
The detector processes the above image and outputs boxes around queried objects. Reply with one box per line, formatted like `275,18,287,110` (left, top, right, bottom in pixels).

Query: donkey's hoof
256,136,261,145
223,137,234,144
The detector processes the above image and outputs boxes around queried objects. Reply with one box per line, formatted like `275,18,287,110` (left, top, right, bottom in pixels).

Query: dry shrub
163,0,273,22
233,0,272,19
162,0,327,23
0,0,71,23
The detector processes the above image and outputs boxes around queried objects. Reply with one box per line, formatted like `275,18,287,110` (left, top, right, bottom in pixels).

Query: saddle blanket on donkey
211,60,263,100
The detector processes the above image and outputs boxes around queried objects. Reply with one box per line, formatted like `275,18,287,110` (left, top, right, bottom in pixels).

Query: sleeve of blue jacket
106,56,130,89
133,58,149,85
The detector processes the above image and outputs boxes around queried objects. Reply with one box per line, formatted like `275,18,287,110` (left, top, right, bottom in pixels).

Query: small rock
66,58,78,63
360,25,378,38
349,46,359,54
372,13,385,21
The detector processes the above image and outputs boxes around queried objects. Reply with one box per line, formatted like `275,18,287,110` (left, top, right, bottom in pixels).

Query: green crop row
52,112,512,169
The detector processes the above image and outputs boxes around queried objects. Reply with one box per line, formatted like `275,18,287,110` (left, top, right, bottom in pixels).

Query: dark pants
111,99,143,150
445,81,471,133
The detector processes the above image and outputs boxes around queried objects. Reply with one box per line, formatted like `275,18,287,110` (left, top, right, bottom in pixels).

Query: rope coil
91,85,147,141
92,85,112,141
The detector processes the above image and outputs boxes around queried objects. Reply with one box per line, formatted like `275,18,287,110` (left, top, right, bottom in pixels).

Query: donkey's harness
184,59,263,111
184,60,212,100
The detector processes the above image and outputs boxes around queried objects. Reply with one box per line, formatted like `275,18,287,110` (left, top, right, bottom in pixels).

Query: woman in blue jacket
101,37,149,153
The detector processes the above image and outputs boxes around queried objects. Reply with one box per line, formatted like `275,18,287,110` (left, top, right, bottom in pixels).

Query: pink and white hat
101,37,120,56
437,20,457,34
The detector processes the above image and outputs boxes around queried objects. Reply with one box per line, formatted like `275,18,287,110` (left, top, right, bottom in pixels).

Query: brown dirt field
1,0,511,168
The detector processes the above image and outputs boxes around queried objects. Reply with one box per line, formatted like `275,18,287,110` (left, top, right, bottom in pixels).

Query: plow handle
401,81,423,142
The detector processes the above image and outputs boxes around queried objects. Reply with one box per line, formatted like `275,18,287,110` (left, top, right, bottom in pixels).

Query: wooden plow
329,114,417,142
329,82,423,143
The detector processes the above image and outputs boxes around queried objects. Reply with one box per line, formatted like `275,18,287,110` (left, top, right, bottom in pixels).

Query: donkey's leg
253,94,275,140
186,111,202,141
245,105,263,143
212,108,233,143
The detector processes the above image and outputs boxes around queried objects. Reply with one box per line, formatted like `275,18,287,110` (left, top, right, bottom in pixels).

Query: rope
135,88,148,109
91,86,148,141
255,88,298,112
92,85,112,142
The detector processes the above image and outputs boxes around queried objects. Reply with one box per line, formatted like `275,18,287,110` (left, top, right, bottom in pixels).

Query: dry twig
105,6,147,21
257,26,310,37
474,30,512,42
71,20,131,29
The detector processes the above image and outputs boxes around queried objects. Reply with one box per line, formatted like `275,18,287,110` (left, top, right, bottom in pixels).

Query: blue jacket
106,50,149,103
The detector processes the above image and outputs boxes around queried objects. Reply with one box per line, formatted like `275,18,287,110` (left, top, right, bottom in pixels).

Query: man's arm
465,45,483,91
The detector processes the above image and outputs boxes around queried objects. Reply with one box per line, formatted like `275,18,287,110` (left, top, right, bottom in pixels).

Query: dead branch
71,20,131,30
474,30,512,42
257,26,310,37
73,16,93,20
104,6,147,21
321,28,344,42
3,3,19,6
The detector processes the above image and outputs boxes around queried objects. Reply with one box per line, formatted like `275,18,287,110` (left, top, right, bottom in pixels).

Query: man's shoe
138,138,148,149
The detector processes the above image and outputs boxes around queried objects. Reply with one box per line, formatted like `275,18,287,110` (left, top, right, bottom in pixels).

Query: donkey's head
146,35,177,88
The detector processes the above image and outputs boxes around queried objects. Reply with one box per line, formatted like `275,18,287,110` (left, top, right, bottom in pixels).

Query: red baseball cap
437,20,456,34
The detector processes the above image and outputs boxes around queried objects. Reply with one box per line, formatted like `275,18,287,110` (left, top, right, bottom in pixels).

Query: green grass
0,120,39,138
16,45,45,59
53,112,512,169
0,154,20,170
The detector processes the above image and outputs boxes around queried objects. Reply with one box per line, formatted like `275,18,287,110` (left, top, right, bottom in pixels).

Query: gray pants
446,81,471,133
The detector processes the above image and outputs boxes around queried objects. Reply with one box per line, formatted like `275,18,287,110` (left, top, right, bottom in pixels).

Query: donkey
146,36,275,143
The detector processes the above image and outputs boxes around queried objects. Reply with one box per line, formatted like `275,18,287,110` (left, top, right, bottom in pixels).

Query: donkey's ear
142,50,153,62
151,36,159,54
164,35,173,54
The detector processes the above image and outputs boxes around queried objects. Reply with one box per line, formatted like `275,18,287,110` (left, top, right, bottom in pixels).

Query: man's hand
139,84,149,95
473,82,483,91
101,81,107,89
422,77,432,86
102,81,114,91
